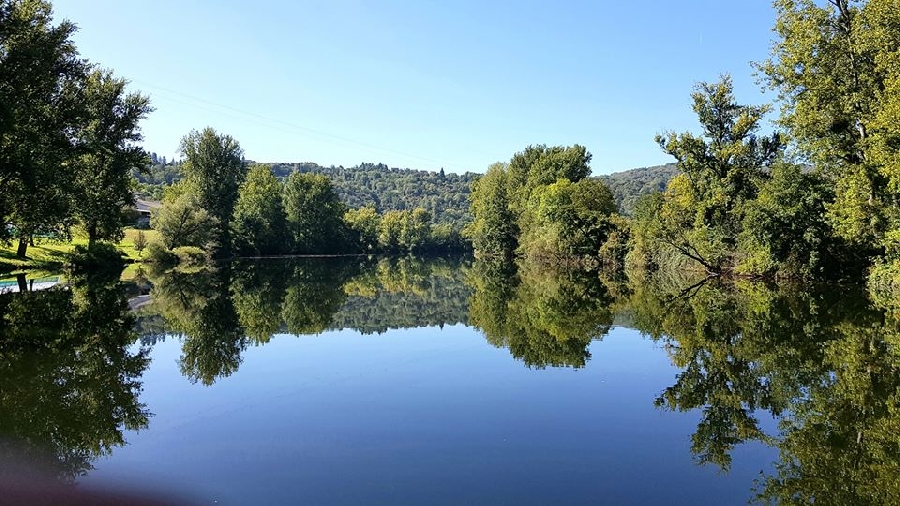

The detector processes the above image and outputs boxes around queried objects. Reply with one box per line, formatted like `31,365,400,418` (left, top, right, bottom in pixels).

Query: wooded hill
597,163,678,215
135,161,480,229
136,160,679,226
269,162,479,228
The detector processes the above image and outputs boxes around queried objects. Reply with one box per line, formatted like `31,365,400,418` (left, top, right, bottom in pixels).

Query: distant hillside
269,162,479,228
135,161,480,229
597,163,679,215
134,158,678,222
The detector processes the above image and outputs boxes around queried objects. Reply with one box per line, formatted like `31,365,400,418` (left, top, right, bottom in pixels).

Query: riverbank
0,228,159,274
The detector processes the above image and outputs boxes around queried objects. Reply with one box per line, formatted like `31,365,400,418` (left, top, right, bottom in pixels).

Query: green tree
524,178,618,260
72,68,152,245
153,192,215,250
378,210,404,252
0,0,87,257
231,163,287,256
467,163,518,259
399,207,431,252
507,144,592,206
179,127,245,256
636,76,781,274
738,163,855,278
758,0,900,256
283,172,346,254
344,206,381,252
133,229,147,256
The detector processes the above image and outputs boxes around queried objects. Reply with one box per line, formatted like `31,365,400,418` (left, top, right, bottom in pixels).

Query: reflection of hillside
143,257,472,383
332,257,471,334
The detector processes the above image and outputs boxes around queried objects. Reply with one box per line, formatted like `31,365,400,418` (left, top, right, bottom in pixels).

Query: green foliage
759,0,900,282
172,246,208,267
344,206,381,252
231,164,287,256
738,163,861,278
525,178,618,260
377,209,404,252
139,257,472,379
468,146,620,264
144,240,177,266
646,76,780,273
0,273,150,479
153,192,216,250
66,242,125,276
133,229,147,255
72,68,152,245
468,260,615,368
625,77,855,278
0,0,87,256
466,163,517,259
507,144,592,203
179,127,245,257
270,161,477,229
622,274,900,503
598,163,679,214
283,172,347,254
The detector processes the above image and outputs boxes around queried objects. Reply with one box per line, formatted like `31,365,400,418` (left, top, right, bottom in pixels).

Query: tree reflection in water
0,269,150,481
468,259,615,368
2,262,898,503
626,274,900,503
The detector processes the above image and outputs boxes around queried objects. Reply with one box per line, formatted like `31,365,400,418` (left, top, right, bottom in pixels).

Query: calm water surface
2,257,898,504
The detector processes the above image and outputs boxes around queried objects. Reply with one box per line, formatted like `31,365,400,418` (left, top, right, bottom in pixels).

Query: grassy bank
0,228,161,273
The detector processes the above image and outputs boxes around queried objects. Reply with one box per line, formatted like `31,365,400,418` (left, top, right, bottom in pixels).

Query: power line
132,79,467,172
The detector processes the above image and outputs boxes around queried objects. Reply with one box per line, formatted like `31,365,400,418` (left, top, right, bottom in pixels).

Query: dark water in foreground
1,257,899,504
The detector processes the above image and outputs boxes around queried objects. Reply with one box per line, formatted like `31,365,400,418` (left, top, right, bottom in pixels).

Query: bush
145,241,178,266
172,246,208,267
66,242,126,277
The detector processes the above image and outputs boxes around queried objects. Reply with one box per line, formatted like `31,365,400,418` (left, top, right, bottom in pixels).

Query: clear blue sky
51,0,778,175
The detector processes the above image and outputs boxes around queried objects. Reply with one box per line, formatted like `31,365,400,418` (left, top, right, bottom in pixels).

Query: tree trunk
16,236,28,258
16,273,27,293
88,222,97,247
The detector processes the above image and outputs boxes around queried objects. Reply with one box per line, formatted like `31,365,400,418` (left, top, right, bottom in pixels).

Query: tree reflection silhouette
0,270,149,481
626,274,900,503
469,260,615,368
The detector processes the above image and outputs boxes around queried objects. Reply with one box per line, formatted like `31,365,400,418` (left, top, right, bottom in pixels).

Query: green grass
0,228,162,274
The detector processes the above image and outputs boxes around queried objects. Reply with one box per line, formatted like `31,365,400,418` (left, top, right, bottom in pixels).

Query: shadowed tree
0,0,88,257
72,68,152,245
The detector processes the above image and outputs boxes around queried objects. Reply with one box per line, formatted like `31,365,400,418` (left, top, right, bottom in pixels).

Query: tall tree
344,206,381,252
179,127,245,256
758,0,900,253
231,163,287,256
0,0,87,257
466,163,518,259
73,68,152,245
283,172,346,254
636,76,781,274
526,178,618,259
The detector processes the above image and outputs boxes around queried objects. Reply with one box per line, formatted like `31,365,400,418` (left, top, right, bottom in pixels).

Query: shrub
145,241,178,266
172,246,208,267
